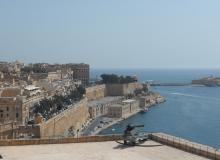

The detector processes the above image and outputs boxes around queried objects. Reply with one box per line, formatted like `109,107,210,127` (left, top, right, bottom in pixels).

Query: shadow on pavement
113,141,163,149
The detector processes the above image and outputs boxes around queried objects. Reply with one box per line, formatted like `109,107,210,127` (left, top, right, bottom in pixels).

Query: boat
140,107,148,113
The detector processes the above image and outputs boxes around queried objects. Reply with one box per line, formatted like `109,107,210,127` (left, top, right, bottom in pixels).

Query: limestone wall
40,99,89,138
86,83,142,99
106,82,142,96
105,84,123,96
150,133,220,160
0,134,122,146
86,85,106,101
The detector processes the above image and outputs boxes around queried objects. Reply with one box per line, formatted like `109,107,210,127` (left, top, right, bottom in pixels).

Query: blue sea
91,68,220,148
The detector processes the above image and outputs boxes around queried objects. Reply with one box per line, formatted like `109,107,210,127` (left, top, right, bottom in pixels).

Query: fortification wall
122,82,142,95
106,82,142,96
105,84,123,96
40,99,89,138
86,83,142,99
86,85,106,101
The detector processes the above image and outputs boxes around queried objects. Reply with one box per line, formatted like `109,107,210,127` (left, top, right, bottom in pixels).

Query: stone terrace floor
0,140,209,160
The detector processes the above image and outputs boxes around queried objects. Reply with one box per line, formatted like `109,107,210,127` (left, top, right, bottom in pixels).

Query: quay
0,133,219,160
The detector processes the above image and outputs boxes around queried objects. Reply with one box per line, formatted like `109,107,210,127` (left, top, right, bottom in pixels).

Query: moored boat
140,107,148,113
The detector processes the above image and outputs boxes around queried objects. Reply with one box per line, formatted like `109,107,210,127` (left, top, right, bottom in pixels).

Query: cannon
123,124,148,145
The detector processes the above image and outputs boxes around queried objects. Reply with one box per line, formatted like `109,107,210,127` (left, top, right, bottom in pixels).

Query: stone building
47,70,62,82
88,96,123,118
28,73,48,83
139,93,165,108
35,78,80,96
107,99,139,118
0,87,45,125
69,63,89,87
86,85,106,101
0,60,24,74
0,88,23,124
139,96,151,108
0,97,23,124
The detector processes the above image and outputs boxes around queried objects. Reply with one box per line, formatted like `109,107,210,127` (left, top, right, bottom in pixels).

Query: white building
24,85,41,97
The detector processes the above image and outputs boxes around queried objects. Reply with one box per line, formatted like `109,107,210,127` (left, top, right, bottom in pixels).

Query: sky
0,0,220,69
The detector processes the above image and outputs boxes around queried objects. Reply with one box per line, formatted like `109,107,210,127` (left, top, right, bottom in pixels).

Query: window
6,114,9,117
6,107,9,111
0,114,3,118
16,113,19,118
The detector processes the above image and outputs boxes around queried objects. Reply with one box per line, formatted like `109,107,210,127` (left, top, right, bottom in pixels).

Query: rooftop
24,85,40,91
0,140,208,160
122,99,136,103
0,87,21,97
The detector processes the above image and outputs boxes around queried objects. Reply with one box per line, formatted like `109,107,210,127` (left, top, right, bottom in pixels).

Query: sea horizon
91,68,220,83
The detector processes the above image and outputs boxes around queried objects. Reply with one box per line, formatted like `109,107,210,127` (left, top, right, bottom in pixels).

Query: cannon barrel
124,124,145,132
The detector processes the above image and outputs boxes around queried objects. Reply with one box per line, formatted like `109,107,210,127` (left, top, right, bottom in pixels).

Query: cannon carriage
123,124,148,145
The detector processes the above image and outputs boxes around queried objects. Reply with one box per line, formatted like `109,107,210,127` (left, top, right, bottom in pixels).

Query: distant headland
192,76,220,87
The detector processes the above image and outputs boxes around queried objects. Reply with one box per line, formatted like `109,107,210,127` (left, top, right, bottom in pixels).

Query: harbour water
91,69,220,148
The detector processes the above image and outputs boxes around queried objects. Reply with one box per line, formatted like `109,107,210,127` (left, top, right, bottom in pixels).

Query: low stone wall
150,133,220,160
40,99,89,138
0,134,122,146
86,85,106,101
